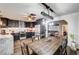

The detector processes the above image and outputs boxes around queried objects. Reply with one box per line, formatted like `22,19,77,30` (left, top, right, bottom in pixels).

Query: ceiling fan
23,13,37,22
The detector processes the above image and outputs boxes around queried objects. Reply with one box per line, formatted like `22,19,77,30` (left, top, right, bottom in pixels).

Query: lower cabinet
0,35,14,55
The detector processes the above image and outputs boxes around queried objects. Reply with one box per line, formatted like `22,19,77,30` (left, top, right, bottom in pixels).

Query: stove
20,32,26,40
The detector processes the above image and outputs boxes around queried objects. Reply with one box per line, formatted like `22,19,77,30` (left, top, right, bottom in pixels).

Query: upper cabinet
7,20,19,27
25,22,36,27
0,17,36,28
0,17,19,28
0,17,8,28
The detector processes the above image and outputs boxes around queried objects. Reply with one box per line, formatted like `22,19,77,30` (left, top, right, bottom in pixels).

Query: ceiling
47,3,79,15
0,3,79,21
0,3,45,21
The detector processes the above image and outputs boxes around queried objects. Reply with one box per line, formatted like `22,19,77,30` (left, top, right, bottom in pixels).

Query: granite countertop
0,34,13,39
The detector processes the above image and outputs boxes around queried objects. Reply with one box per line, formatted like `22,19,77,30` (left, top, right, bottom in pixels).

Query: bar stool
21,42,28,55
60,39,67,55
21,41,37,55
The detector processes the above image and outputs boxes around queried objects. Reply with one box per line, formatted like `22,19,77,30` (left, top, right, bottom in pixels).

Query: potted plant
69,33,76,51
69,33,75,43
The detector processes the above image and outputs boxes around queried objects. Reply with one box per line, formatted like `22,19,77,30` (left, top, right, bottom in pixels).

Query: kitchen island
0,35,14,55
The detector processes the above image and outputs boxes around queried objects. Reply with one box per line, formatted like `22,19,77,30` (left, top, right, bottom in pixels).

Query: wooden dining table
28,36,64,55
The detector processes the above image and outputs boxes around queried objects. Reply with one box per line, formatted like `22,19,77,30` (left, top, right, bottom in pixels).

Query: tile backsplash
0,28,25,34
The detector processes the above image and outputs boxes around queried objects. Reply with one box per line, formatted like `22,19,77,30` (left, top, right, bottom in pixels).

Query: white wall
53,12,79,48
76,14,79,48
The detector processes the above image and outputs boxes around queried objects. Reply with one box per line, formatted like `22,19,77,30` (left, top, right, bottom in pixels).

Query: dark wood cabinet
0,17,8,27
11,33,20,41
25,22,36,27
26,32,35,38
0,17,19,27
7,20,19,27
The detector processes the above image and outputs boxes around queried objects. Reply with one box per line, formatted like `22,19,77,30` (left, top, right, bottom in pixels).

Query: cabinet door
8,20,19,27
5,38,14,55
0,38,6,55
0,37,14,55
1,17,8,27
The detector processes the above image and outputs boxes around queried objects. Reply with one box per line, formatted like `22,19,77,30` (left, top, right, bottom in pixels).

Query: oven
20,32,26,40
